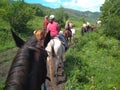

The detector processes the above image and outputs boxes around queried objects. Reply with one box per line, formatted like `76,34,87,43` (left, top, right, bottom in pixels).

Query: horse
91,25,96,31
3,29,51,90
81,23,96,36
96,20,101,25
63,29,72,45
45,37,65,85
71,28,76,43
71,28,75,37
81,24,88,36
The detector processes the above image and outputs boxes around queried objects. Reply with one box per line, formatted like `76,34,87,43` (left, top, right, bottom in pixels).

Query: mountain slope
28,3,101,23
64,8,100,23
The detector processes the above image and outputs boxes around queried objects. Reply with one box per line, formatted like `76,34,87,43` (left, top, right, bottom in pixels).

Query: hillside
30,4,100,24
64,8,100,23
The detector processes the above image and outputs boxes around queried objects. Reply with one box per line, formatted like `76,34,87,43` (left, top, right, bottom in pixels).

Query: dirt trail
46,66,66,90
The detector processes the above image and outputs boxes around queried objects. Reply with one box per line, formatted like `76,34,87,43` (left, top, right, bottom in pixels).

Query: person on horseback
86,22,92,31
65,20,72,33
57,32,68,51
43,15,49,31
47,15,68,51
47,15,60,38
69,22,73,29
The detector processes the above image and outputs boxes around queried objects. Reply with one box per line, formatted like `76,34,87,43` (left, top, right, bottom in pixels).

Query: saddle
57,35,68,51
53,36,65,46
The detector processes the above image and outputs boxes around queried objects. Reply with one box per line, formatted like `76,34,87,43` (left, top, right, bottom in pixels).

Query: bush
65,29,120,90
104,15,120,40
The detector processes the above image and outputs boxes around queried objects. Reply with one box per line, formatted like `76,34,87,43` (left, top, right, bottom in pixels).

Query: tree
4,1,35,33
31,4,45,16
100,0,120,40
55,6,69,28
0,0,9,16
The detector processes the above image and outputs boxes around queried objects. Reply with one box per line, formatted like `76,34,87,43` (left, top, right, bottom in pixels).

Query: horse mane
44,31,51,48
4,30,51,90
4,36,38,90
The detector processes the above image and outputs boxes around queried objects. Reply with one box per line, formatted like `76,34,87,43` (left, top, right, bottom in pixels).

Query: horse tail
51,40,55,57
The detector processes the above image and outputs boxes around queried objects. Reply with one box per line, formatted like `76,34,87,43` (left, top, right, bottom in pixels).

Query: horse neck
4,47,31,90
27,46,47,90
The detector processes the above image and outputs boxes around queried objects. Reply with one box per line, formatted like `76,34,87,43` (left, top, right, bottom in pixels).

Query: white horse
45,37,65,84
71,28,75,37
96,20,102,26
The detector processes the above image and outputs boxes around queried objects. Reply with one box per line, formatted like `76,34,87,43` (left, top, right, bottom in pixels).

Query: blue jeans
57,34,68,49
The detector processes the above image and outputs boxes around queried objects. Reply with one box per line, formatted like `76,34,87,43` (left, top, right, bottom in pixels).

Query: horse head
4,29,51,90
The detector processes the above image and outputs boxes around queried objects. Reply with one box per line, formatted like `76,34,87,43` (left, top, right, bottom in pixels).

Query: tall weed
65,29,120,90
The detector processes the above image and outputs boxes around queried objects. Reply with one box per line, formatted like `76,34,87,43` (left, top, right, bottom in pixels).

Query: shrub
65,29,120,90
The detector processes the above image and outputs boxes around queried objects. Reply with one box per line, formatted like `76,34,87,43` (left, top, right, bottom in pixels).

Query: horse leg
54,57,60,84
60,56,64,68
48,56,55,85
70,37,71,44
81,29,84,36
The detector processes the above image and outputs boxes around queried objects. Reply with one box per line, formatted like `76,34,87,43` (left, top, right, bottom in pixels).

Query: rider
57,31,68,51
43,15,49,31
47,15,60,38
69,22,73,29
65,20,72,33
86,22,92,31
47,15,68,51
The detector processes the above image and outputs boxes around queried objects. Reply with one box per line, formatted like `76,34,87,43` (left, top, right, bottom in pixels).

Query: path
45,64,66,90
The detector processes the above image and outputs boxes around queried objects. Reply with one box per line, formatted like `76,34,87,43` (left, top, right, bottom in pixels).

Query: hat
86,22,90,25
49,15,55,19
83,24,87,27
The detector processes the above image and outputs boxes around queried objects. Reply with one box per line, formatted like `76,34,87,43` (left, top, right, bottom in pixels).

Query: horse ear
11,29,25,48
44,31,51,48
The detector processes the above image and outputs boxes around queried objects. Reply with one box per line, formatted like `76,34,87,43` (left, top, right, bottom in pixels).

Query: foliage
27,16,44,31
0,0,9,16
54,6,69,28
0,17,14,50
100,0,120,40
30,4,45,17
0,80,5,90
0,0,120,89
65,29,120,90
3,1,35,33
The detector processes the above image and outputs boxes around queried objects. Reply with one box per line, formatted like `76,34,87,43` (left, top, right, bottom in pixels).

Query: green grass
65,29,120,90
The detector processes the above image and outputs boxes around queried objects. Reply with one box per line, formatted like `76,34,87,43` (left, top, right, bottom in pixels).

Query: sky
24,0,105,12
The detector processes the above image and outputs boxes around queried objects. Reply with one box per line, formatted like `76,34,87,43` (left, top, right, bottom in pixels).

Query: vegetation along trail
1,0,120,89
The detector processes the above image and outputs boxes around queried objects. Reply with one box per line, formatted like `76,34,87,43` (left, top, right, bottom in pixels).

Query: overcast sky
25,0,105,12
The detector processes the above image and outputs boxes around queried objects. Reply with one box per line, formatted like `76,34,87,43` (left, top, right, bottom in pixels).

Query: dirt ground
45,66,66,90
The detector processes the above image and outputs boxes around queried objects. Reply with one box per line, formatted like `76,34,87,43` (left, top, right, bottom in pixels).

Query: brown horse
81,24,96,36
63,29,72,44
4,29,51,90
